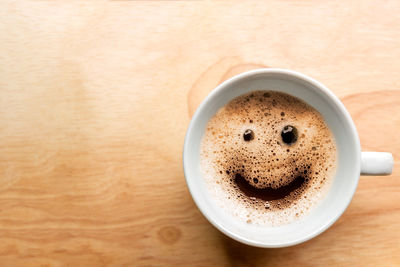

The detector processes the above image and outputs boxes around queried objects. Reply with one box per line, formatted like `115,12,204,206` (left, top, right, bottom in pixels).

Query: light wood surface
0,1,399,266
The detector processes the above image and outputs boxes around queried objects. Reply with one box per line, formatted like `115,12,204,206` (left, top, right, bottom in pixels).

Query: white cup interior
183,69,361,247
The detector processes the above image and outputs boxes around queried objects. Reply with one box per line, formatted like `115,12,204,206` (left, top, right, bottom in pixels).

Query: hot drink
200,91,337,226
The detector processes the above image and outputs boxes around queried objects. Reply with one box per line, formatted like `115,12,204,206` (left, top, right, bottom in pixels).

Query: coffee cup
183,69,393,247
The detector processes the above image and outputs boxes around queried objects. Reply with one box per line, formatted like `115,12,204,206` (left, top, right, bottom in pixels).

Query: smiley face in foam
200,91,337,226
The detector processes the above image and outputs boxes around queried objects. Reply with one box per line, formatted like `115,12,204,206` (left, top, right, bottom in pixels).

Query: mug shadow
218,231,310,267
219,234,278,266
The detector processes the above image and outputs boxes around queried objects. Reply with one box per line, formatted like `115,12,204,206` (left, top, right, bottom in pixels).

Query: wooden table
0,1,399,266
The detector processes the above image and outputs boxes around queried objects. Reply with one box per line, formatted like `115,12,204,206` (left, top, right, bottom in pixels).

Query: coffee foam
200,91,337,226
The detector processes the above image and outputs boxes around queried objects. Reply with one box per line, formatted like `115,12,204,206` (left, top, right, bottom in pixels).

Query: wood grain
0,1,399,266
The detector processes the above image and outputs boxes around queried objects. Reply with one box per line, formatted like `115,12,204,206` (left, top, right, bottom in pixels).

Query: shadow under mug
183,69,393,247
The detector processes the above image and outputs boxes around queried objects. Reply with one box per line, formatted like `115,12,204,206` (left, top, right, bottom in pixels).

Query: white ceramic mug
183,69,393,248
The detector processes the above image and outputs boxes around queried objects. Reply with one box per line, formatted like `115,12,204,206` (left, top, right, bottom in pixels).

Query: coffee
200,91,337,226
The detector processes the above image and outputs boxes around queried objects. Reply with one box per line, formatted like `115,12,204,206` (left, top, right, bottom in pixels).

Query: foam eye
281,125,298,144
243,129,254,141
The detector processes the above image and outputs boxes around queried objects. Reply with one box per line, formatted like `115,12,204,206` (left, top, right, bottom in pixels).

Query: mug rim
183,68,361,247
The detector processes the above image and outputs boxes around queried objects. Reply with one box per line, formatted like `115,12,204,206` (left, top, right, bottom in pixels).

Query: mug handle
361,152,393,175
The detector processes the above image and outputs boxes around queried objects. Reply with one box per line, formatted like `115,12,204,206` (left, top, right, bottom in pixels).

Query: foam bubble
200,90,337,226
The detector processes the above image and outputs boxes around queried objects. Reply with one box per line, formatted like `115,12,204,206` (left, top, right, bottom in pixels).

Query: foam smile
233,173,305,201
